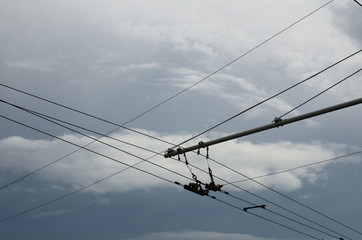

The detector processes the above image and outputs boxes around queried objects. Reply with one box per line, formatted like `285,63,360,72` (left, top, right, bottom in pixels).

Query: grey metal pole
164,97,362,158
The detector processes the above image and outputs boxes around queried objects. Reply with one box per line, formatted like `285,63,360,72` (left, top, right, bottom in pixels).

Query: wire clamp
272,117,285,127
243,204,266,212
197,141,204,155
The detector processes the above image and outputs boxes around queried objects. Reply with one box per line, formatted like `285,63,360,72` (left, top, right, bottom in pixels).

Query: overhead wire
169,49,362,149
0,0,346,195
1,63,360,236
0,115,329,240
279,67,362,118
0,110,356,239
0,103,194,185
1,49,360,193
0,119,340,240
0,0,340,152
1,64,360,237
226,150,362,184
0,1,356,236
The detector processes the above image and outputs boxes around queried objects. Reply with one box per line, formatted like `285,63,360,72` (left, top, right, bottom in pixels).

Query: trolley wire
0,111,355,239
0,114,336,240
170,49,362,149
0,116,326,239
206,154,361,236
279,67,362,118
1,87,360,237
0,0,339,149
226,150,362,184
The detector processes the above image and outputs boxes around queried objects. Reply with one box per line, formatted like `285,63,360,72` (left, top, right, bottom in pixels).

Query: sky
0,0,362,239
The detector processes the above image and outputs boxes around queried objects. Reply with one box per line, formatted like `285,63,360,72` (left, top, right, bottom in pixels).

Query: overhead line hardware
244,205,266,212
164,97,362,158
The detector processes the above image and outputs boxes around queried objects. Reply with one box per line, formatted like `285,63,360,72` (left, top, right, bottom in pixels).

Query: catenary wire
226,150,362,184
180,154,353,239
0,116,327,239
0,112,354,239
279,67,362,118
353,0,362,7
206,154,362,236
2,87,360,235
0,105,193,184
111,0,336,126
2,84,360,236
170,49,362,149
210,196,320,240
0,0,340,148
1,49,360,191
225,193,345,240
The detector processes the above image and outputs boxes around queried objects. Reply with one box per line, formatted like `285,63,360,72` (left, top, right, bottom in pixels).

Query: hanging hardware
183,182,208,196
203,146,223,192
243,205,266,212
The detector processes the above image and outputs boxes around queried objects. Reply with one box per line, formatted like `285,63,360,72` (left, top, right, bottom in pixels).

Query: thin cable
207,155,362,236
279,67,362,118
0,114,182,185
0,100,182,191
117,0,335,125
0,107,193,184
190,156,353,239
171,49,361,149
226,150,362,184
0,0,338,140
210,196,320,240
226,193,344,240
0,111,353,238
353,0,362,7
0,163,183,224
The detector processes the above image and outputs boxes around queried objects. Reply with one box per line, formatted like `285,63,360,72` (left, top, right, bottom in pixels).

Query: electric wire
279,67,362,118
1,95,359,237
0,115,327,239
206,154,361,237
0,112,354,239
226,193,343,240
226,150,362,184
353,0,362,7
113,0,336,126
0,106,194,185
0,0,340,149
1,99,359,236
170,49,362,149
1,49,359,192
210,196,320,240
181,154,353,240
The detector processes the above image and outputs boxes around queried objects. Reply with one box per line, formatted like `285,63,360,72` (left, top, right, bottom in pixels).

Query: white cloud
123,230,277,240
0,130,358,194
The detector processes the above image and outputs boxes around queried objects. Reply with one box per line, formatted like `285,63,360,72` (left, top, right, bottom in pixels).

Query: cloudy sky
0,0,361,239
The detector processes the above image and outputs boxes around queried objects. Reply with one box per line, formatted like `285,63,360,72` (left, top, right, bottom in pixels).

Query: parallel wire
353,0,362,7
0,111,354,239
210,196,320,240
1,49,360,192
0,116,327,239
0,105,193,184
114,0,335,126
207,155,361,237
0,0,339,151
226,150,362,184
171,49,362,149
279,67,362,118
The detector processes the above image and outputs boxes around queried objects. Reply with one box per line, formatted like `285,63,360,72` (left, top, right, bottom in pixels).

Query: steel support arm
164,97,362,158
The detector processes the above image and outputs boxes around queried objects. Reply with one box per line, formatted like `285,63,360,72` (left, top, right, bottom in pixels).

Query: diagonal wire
279,67,362,118
170,49,362,149
0,110,355,239
226,150,362,184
